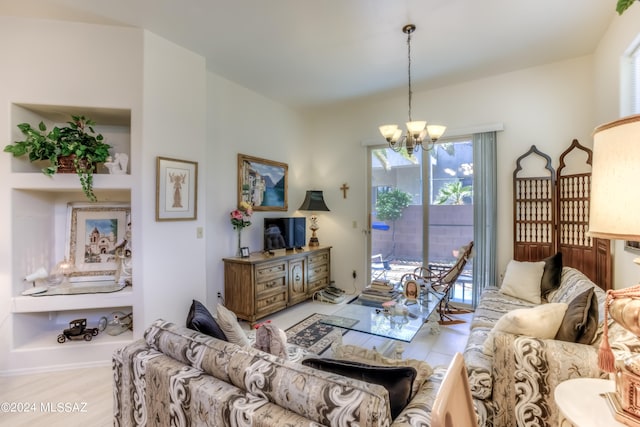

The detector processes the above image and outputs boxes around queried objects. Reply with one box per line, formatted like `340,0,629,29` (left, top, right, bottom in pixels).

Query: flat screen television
264,217,306,250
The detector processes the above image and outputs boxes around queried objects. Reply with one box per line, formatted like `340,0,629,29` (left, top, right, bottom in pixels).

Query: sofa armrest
491,332,606,427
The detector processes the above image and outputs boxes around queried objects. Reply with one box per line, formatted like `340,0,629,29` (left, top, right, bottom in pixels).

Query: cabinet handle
295,274,301,281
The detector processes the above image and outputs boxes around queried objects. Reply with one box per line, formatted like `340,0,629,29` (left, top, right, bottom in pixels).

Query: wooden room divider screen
513,139,612,291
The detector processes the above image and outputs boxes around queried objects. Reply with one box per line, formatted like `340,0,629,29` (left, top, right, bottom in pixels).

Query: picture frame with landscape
66,202,131,282
237,154,288,211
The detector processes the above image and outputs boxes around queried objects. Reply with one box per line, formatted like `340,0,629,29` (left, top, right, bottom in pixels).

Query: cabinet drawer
256,292,287,316
308,251,329,267
308,263,329,280
308,275,330,293
255,261,287,281
256,276,287,295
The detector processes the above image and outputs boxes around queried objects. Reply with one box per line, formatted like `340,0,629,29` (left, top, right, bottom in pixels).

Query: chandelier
379,24,446,155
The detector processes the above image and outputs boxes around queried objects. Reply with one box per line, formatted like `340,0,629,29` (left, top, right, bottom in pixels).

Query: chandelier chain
407,30,413,122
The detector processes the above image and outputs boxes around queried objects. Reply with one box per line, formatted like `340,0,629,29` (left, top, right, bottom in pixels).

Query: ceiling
1,0,616,109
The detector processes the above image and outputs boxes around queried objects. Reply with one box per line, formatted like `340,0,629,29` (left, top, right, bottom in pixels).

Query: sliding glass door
369,147,424,284
368,139,474,306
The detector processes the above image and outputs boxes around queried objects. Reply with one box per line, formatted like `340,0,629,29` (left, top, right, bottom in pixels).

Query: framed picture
238,154,288,211
66,202,131,282
240,247,250,258
626,241,640,253
156,157,198,221
404,279,421,301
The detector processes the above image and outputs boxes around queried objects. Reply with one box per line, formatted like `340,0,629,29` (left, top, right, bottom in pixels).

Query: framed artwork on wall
156,156,198,221
66,202,131,282
237,154,288,211
625,241,640,253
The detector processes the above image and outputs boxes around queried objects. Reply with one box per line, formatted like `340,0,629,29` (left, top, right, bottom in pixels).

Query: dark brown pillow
186,300,228,341
302,358,416,419
555,288,598,344
541,252,563,298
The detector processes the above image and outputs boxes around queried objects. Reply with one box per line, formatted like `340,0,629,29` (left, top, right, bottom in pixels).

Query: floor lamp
589,114,640,426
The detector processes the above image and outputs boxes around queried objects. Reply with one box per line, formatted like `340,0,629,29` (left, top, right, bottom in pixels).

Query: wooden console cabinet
222,246,331,323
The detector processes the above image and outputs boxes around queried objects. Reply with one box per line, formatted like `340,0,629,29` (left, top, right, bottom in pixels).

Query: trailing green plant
617,0,637,15
4,115,111,202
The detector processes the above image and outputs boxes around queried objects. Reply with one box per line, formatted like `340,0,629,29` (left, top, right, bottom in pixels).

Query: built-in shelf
4,102,136,373
8,173,132,190
12,286,133,313
13,329,133,352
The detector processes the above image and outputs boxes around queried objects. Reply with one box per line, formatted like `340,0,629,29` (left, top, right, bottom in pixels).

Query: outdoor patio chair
403,241,474,325
371,253,391,281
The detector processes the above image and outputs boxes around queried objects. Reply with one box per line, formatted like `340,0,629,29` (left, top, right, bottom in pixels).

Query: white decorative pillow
216,304,250,347
482,302,568,356
499,260,546,304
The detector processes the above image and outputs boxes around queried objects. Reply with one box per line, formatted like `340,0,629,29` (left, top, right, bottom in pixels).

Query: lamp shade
588,114,640,240
298,190,330,212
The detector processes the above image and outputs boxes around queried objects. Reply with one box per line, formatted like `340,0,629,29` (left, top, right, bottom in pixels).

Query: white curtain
472,131,497,307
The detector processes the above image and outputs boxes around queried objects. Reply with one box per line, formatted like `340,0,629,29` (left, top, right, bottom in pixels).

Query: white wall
139,31,207,326
0,17,208,372
593,6,640,289
306,55,596,289
205,73,308,308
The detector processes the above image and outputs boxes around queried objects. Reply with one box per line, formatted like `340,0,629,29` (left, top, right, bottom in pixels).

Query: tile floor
0,298,472,427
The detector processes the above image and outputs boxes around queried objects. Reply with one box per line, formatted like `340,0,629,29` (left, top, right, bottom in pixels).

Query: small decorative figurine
104,152,129,174
56,318,106,343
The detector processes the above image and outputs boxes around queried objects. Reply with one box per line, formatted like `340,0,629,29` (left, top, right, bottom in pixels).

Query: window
623,34,640,115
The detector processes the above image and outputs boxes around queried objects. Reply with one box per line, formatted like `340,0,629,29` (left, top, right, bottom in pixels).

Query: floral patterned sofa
463,266,640,427
113,319,445,426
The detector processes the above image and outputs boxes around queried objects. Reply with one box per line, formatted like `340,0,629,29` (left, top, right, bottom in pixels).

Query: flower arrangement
230,201,253,230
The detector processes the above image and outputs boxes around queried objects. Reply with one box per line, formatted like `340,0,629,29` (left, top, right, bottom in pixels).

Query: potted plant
4,115,111,202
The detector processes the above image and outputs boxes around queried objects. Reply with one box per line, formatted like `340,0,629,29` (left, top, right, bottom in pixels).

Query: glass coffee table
320,289,445,343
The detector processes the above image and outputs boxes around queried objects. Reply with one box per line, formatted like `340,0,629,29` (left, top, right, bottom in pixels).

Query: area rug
286,313,354,354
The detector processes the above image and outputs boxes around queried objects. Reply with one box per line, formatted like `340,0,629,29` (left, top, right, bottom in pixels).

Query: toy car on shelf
57,318,105,343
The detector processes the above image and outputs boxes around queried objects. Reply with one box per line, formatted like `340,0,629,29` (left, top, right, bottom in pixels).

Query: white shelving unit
6,103,135,371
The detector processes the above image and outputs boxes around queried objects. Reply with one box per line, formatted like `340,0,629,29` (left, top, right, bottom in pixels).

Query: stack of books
359,280,399,305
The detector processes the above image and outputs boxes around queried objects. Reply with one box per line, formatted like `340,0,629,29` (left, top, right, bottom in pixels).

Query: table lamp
588,114,640,426
298,190,330,247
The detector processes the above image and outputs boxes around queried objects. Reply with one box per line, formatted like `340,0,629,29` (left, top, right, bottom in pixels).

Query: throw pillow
253,321,288,359
555,288,599,344
216,304,250,347
540,252,563,299
331,343,433,399
302,358,417,419
482,302,568,356
499,260,546,304
186,299,228,341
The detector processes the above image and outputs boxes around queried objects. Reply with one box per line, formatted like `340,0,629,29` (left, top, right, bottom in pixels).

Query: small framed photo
238,154,288,211
66,202,131,282
240,247,250,258
626,241,640,253
404,279,421,301
156,156,198,221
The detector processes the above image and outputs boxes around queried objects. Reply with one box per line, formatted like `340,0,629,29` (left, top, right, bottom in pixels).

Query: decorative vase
236,229,242,257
